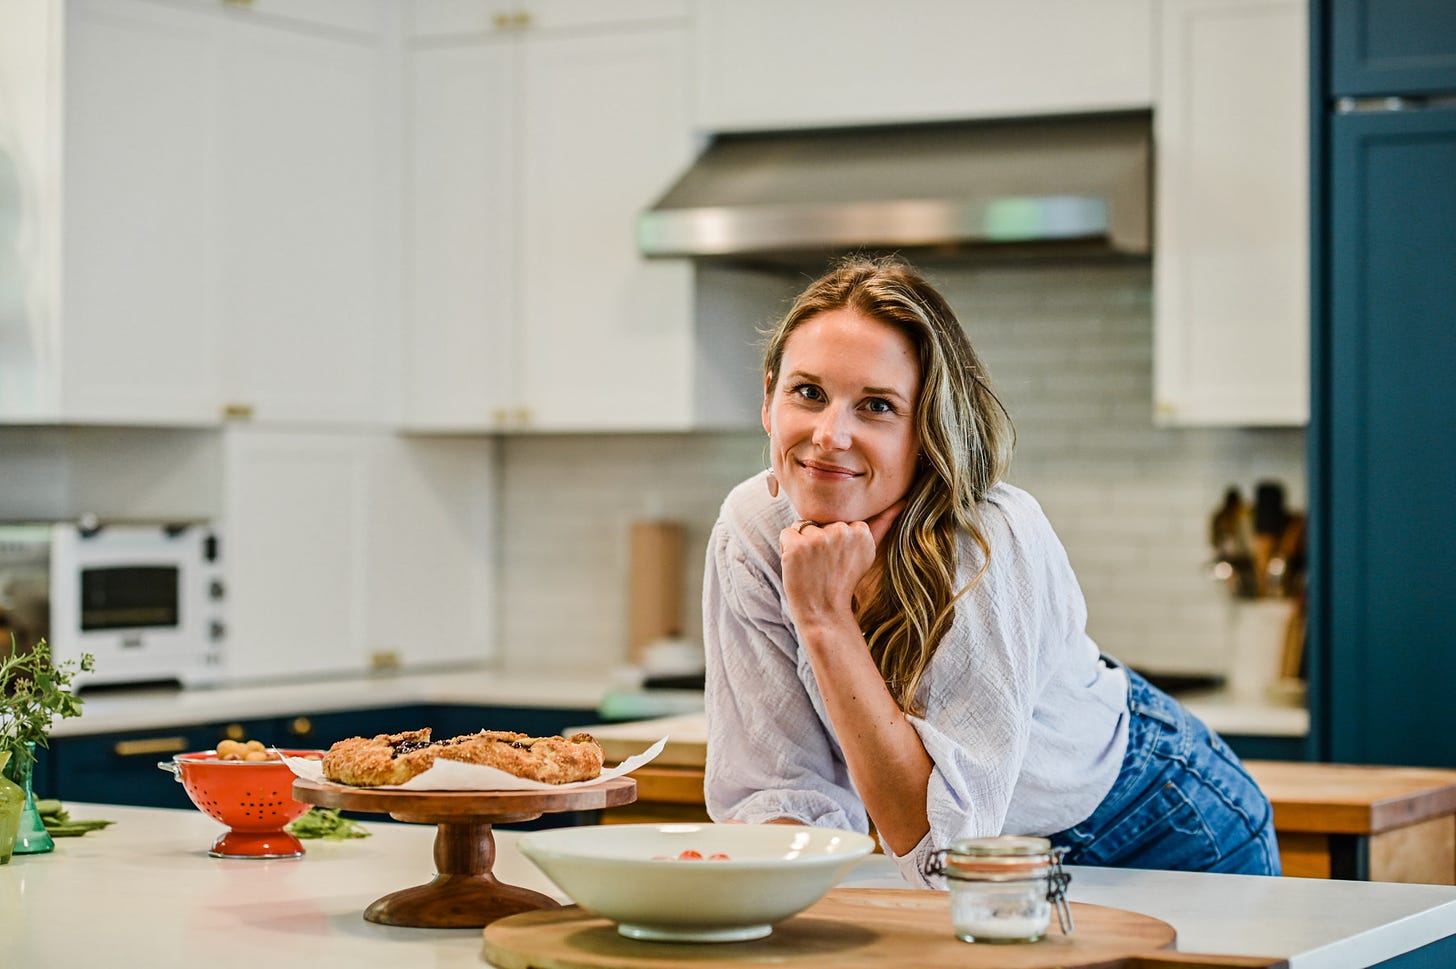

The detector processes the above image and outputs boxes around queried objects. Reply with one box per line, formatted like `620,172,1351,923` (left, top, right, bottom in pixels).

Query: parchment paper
281,735,667,792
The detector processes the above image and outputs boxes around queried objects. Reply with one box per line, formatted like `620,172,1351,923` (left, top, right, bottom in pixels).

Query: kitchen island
4,803,1455,968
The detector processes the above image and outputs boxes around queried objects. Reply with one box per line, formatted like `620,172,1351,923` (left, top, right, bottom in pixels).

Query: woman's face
763,308,922,525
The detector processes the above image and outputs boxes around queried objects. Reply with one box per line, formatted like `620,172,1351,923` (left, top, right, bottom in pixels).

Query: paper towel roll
627,520,684,664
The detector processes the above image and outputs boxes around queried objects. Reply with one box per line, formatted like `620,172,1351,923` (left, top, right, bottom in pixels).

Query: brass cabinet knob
224,723,246,742
513,407,531,427
511,11,532,28
492,12,511,29
289,717,313,737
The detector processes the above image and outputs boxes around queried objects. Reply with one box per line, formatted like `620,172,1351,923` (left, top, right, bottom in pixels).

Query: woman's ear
761,372,774,436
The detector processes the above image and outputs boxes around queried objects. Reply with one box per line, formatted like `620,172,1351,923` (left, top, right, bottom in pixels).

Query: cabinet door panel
362,435,497,669
215,22,386,424
50,725,219,808
1153,0,1308,426
1331,0,1456,96
223,429,367,679
518,27,693,430
697,0,1152,131
405,41,517,429
1327,106,1456,766
60,0,219,424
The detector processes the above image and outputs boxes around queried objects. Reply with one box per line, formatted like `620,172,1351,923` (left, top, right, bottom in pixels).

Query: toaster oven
0,519,225,689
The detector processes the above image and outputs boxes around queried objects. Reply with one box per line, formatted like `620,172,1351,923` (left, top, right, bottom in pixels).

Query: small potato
216,740,246,759
243,750,271,762
245,740,265,752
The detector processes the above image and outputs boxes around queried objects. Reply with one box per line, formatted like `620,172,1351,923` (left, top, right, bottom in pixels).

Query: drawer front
49,722,263,808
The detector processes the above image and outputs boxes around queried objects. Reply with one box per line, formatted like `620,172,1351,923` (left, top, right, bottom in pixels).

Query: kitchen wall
496,261,1306,678
0,264,1306,683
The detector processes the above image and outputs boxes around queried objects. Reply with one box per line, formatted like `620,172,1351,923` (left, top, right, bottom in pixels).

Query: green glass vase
0,750,24,863
1,742,54,854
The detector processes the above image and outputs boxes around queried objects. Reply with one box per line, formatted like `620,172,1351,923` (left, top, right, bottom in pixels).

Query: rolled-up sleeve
702,524,868,835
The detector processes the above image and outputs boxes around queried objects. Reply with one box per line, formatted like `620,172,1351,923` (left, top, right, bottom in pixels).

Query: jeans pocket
1075,773,1223,872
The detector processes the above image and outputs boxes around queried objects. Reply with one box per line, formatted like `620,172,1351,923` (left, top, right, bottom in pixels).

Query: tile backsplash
497,263,1306,677
0,263,1305,683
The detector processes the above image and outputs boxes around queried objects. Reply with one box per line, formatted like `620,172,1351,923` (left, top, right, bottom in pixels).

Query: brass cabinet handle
289,717,313,737
493,10,532,30
115,736,189,757
222,402,254,420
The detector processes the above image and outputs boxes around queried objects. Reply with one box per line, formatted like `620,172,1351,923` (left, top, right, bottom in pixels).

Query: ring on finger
795,519,821,533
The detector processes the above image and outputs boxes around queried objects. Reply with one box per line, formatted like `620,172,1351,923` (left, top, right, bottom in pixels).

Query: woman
702,256,1279,886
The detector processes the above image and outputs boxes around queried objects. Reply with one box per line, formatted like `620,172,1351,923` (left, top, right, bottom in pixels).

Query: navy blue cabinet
45,703,599,811
1311,2,1456,766
1331,0,1456,96
1325,106,1456,766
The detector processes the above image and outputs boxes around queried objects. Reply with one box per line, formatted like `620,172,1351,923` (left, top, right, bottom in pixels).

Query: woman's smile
763,308,921,525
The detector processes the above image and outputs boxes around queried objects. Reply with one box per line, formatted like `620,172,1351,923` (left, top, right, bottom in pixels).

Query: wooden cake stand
293,775,637,929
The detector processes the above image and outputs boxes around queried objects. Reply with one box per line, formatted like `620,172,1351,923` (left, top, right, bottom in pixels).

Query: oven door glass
79,566,180,630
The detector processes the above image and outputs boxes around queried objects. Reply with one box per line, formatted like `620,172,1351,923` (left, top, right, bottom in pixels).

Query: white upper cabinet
212,13,393,427
516,25,694,430
1,0,218,425
0,0,391,428
404,0,695,432
406,34,517,429
1153,0,1309,426
695,0,1154,132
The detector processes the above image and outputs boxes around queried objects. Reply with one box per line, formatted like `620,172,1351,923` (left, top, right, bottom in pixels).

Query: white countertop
52,666,1307,740
4,803,1454,968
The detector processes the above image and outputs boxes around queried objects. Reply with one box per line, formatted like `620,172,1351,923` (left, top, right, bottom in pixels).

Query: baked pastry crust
321,728,605,787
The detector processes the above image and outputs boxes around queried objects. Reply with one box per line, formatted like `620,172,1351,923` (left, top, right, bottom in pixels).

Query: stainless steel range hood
638,113,1152,267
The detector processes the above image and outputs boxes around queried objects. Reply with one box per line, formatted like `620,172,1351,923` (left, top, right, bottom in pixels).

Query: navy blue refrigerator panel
1325,104,1456,766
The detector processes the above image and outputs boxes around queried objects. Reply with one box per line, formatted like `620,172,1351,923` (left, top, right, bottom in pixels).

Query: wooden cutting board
482,888,1285,969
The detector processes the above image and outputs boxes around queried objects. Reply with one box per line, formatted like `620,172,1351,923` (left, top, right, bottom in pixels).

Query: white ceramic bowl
517,822,876,943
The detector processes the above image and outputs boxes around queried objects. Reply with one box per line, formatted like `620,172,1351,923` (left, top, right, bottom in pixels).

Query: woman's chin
787,498,867,525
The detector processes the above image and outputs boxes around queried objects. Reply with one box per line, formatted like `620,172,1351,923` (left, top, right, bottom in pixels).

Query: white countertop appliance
0,518,225,688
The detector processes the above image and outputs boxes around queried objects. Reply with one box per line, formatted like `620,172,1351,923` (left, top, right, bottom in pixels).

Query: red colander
158,750,323,859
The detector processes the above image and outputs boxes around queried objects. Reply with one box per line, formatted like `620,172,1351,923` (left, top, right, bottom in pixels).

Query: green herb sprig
1,637,95,770
287,807,371,841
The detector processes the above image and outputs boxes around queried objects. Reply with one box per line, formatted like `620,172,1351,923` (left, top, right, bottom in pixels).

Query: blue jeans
1048,666,1281,875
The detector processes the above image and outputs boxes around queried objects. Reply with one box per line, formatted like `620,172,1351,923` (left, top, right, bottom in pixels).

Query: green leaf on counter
38,800,114,837
45,819,115,837
287,807,371,841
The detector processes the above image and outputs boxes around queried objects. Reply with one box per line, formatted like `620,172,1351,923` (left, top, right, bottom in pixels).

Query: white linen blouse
702,472,1130,886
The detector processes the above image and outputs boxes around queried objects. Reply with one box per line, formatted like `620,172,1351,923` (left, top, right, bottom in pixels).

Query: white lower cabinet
1153,0,1309,426
404,1,696,432
221,428,495,681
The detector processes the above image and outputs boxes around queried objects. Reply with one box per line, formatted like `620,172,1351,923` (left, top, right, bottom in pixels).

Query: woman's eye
865,397,896,414
791,383,824,402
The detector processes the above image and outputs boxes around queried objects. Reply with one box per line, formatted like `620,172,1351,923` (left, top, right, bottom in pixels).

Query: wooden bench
1245,760,1456,883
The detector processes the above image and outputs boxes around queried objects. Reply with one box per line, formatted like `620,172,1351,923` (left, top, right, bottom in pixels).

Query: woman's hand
779,499,906,632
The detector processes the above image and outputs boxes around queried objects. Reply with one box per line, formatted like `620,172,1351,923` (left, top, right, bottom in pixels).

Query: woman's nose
812,405,852,450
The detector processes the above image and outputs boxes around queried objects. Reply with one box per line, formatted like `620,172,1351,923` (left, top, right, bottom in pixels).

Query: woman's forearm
796,614,933,855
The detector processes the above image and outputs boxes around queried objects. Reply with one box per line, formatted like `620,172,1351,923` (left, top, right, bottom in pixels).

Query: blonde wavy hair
763,256,1015,716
